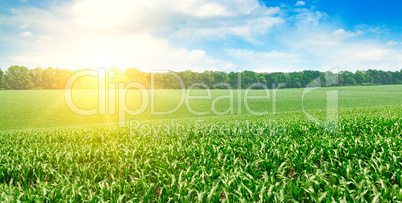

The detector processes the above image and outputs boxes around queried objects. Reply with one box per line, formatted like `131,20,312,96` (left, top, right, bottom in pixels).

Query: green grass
0,85,401,201
0,105,401,201
0,85,401,131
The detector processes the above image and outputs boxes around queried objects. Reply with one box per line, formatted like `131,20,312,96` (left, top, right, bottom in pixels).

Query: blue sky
0,0,401,72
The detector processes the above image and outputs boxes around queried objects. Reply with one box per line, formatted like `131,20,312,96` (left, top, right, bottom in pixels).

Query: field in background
0,85,401,131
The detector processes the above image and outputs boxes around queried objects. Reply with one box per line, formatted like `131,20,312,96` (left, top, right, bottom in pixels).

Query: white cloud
385,40,399,47
1,0,401,73
293,29,363,48
295,1,305,6
333,29,364,38
3,0,258,71
229,8,402,72
227,49,299,59
226,49,302,72
19,23,29,29
277,18,402,71
69,0,261,34
19,31,33,37
293,10,328,28
10,31,232,72
174,6,283,43
174,14,284,43
230,39,402,73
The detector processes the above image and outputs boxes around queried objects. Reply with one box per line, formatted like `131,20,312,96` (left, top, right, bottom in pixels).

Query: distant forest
0,65,401,90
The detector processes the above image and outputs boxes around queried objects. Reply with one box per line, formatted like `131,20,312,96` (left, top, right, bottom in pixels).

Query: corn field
0,105,401,202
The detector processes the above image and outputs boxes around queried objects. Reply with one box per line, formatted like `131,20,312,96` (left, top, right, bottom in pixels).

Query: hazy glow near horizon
0,0,401,72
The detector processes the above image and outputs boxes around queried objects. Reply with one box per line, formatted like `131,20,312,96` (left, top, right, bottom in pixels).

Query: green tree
319,72,326,87
212,71,229,88
287,72,303,88
178,70,195,88
6,65,33,89
55,68,73,89
228,72,239,88
42,67,58,89
366,69,380,84
338,71,354,86
0,68,5,89
390,71,399,84
266,72,286,88
301,70,320,87
153,71,181,89
325,71,338,86
266,74,278,87
378,70,386,84
363,71,372,84
200,71,214,88
345,76,356,86
29,67,44,89
354,70,365,85
382,71,393,85
241,70,258,89
257,74,267,87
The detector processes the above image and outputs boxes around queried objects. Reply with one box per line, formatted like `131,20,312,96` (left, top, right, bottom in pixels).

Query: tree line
0,65,401,90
